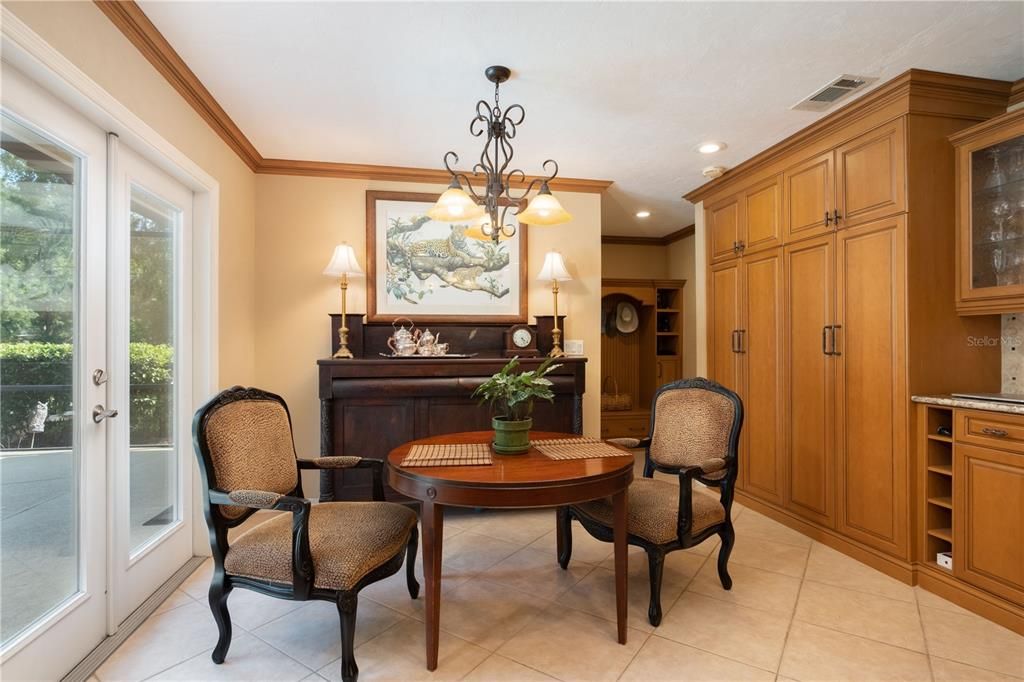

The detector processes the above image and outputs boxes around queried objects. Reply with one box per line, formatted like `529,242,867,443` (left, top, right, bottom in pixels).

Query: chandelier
428,65,573,242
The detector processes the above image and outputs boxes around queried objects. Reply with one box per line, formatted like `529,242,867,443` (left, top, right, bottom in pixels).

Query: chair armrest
297,456,362,470
606,437,651,450
208,489,314,597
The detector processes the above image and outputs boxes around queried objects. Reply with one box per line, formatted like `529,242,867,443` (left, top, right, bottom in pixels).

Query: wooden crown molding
1010,78,1024,108
602,224,694,246
684,69,1012,204
93,0,612,192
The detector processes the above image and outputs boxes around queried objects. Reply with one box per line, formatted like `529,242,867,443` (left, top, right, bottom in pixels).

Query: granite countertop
911,394,1024,415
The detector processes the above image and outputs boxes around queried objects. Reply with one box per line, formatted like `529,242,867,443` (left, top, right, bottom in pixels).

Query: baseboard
736,491,1024,636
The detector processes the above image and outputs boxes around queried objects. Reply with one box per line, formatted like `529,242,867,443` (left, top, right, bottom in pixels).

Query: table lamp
323,243,364,358
537,251,572,357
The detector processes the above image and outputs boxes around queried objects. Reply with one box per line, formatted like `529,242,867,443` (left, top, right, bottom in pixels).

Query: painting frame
365,190,528,323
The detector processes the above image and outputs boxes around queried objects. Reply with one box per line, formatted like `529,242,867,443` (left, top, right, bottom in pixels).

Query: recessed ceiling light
696,141,726,154
635,210,651,218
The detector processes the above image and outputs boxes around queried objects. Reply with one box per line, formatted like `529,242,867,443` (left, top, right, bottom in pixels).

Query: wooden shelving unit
922,404,954,571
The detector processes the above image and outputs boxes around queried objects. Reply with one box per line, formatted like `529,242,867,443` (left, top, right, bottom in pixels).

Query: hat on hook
615,301,639,334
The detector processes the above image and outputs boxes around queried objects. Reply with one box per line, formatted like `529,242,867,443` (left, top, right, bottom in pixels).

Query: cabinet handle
738,329,746,353
824,211,831,226
822,326,831,355
833,209,842,224
738,241,745,252
731,330,739,353
981,427,1009,438
830,325,842,356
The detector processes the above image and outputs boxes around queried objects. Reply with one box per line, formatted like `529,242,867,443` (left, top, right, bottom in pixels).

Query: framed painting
366,190,528,323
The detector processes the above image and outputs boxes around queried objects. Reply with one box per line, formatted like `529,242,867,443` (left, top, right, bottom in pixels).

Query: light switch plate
564,339,584,356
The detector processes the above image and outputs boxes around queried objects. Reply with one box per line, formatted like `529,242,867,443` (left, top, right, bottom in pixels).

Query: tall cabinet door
740,249,785,503
783,235,836,527
835,119,906,229
834,216,908,558
708,260,742,395
707,196,742,264
783,151,834,243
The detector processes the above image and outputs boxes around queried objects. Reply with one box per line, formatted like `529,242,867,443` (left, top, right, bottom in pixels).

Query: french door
1,64,194,679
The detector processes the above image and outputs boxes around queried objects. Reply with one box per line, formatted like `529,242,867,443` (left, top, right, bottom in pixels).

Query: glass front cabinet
953,108,1024,314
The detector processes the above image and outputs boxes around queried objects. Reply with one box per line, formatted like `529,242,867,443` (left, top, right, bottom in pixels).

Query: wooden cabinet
742,175,783,255
656,357,681,384
951,108,1024,314
784,152,834,243
708,196,742,263
783,234,835,526
835,119,906,228
708,261,742,393
953,441,1024,605
834,216,908,556
956,408,1024,454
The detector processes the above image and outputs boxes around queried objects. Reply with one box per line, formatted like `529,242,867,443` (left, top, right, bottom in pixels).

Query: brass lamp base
334,277,355,359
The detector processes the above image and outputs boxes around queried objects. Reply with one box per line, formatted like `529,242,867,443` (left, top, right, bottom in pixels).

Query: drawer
600,413,650,440
955,409,1024,454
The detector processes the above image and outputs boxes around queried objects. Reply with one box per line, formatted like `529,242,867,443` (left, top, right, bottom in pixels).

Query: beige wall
667,235,698,378
5,1,258,387
601,243,669,279
253,176,603,495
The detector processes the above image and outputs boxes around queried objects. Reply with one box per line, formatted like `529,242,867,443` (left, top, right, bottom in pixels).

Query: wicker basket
601,376,633,412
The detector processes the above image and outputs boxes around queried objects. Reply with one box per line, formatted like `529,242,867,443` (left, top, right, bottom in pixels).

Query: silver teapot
417,329,441,355
387,318,420,356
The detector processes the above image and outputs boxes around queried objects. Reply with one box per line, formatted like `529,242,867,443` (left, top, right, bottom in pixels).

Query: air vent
792,74,877,112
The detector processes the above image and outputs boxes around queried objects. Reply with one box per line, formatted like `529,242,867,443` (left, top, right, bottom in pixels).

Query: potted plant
473,356,561,454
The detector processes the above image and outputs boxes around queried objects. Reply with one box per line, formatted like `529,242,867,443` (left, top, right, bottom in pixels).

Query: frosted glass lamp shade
463,215,512,241
323,244,364,277
517,183,572,226
537,251,572,282
428,183,485,222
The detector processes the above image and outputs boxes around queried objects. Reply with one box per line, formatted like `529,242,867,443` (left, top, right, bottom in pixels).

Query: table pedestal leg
612,489,628,644
421,500,444,670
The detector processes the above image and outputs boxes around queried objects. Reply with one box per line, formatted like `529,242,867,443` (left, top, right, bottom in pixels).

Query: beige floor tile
317,618,489,682
496,605,647,681
914,586,975,616
687,559,802,615
441,531,523,578
458,508,556,546
153,589,196,615
620,635,775,681
558,548,703,633
657,592,790,672
252,599,404,671
226,588,308,631
794,581,926,652
733,510,813,548
180,558,214,600
596,543,708,576
149,632,312,681
930,655,1024,681
299,675,329,682
528,525,615,565
484,545,595,601
803,543,915,603
728,534,809,578
462,654,557,681
920,605,1024,678
779,621,932,682
437,578,550,651
95,601,221,682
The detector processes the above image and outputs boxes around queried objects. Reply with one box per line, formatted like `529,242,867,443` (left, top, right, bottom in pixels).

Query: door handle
92,405,118,423
980,427,1009,438
830,325,842,356
92,369,108,386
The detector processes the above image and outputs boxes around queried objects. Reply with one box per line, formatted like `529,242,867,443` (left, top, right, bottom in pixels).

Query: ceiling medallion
428,65,572,242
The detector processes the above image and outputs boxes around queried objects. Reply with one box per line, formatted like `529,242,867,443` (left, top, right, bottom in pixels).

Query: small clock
504,324,539,357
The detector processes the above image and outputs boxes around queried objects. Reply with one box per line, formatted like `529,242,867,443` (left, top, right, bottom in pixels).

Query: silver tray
378,353,479,359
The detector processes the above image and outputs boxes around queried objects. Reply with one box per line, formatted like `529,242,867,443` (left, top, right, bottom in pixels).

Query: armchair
193,386,419,682
557,377,743,626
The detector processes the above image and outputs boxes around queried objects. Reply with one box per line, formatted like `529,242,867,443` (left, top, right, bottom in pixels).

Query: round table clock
504,324,539,357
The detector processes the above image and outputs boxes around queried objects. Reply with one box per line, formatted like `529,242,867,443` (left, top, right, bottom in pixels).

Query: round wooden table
388,431,635,671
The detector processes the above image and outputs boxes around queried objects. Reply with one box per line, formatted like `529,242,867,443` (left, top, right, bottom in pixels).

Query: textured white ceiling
139,1,1023,237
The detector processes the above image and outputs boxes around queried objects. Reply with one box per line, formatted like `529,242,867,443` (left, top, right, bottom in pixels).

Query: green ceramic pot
491,416,532,455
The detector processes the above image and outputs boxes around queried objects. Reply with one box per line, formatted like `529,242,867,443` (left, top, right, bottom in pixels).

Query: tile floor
93,485,1023,681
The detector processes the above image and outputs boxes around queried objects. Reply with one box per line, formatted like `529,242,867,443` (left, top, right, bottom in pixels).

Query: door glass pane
970,134,1024,289
128,185,178,553
0,114,80,645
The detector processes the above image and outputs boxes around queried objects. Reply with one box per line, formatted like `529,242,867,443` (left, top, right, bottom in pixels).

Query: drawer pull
980,427,1009,438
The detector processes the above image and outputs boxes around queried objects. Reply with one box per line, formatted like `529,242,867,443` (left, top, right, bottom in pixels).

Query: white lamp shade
323,244,364,277
537,251,572,282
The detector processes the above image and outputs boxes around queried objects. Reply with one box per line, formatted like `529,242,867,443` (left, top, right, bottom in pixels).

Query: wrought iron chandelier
428,65,573,242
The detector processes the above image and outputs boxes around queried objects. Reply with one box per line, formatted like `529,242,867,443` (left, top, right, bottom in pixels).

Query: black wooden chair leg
647,549,666,626
556,506,573,569
406,526,420,599
717,524,735,590
338,593,359,682
209,578,233,664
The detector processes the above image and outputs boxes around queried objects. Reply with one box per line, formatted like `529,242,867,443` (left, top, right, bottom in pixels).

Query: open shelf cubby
923,405,954,570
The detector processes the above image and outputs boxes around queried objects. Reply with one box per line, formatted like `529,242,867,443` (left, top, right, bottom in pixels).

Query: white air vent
792,75,877,112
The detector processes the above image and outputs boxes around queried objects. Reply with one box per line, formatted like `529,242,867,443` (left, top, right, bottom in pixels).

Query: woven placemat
400,443,493,467
531,437,630,460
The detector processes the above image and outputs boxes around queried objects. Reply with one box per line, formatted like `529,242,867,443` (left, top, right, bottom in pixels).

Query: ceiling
138,1,1023,238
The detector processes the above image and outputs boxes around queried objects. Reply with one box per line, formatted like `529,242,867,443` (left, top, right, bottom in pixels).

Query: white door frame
2,0,219,636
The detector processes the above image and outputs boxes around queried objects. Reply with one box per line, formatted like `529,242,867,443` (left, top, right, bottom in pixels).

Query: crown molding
602,224,694,246
93,0,613,192
1010,78,1024,108
684,68,1011,204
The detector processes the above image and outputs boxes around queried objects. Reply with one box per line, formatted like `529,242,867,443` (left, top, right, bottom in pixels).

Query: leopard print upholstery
224,502,417,590
649,388,736,470
227,490,283,508
204,399,298,519
303,456,362,469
